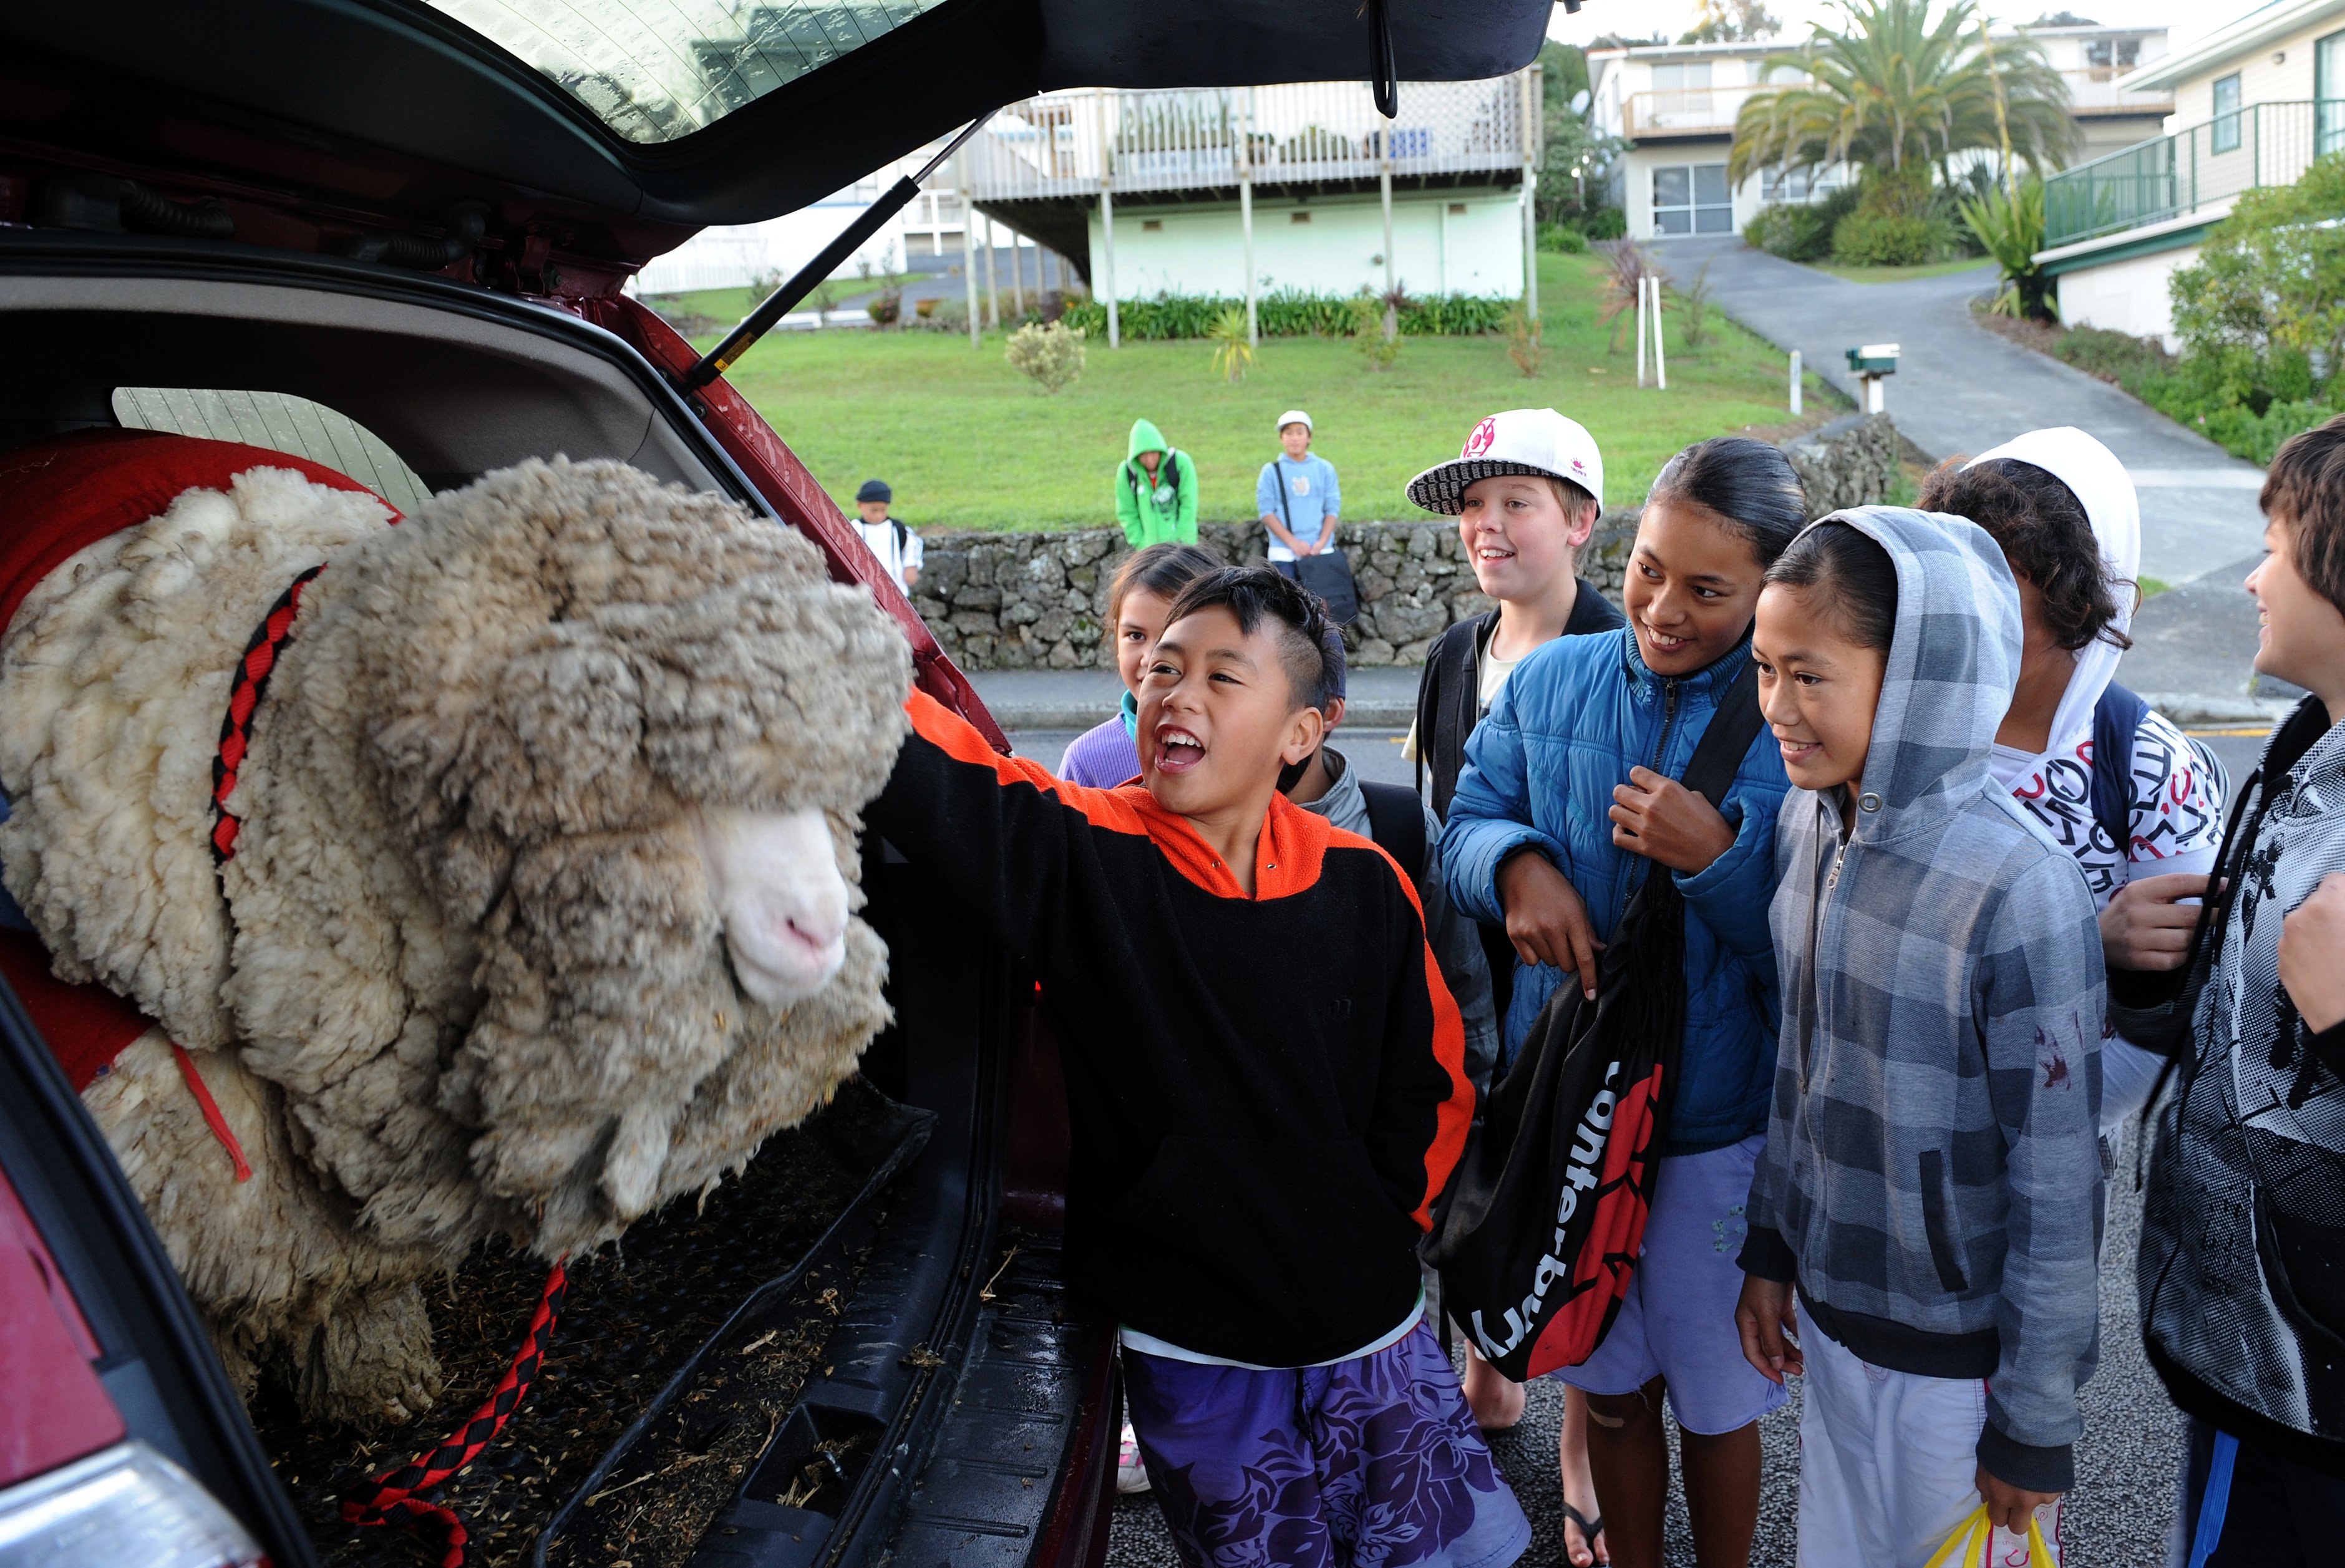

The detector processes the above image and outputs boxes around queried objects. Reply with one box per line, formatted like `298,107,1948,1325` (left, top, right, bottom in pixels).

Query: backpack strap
890,516,907,552
1679,658,1765,808
1361,780,1429,882
2090,682,2148,854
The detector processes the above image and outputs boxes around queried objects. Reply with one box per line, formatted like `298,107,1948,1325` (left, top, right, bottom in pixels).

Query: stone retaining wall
910,413,1899,670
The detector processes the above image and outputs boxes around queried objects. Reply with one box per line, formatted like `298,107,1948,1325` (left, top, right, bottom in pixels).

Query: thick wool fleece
0,468,394,1045
83,1030,447,1425
1,457,909,1422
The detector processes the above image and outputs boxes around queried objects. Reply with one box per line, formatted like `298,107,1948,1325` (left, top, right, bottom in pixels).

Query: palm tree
1729,0,2076,193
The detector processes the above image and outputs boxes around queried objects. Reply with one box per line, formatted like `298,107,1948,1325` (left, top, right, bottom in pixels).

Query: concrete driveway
1651,236,2267,586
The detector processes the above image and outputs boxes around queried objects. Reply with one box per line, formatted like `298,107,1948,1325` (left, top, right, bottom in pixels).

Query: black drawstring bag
1425,661,1764,1382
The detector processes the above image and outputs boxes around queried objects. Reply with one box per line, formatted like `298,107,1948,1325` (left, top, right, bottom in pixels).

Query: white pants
1797,1315,2064,1568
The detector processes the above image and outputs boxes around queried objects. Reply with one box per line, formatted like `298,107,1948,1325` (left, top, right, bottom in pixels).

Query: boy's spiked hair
1161,566,1338,714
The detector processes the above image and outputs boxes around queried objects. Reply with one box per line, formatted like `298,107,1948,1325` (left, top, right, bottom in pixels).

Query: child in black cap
848,478,922,593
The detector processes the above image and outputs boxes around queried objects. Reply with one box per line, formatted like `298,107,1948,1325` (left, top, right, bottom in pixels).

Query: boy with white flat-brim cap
1258,410,1341,573
1404,406,1605,516
1402,409,1625,1567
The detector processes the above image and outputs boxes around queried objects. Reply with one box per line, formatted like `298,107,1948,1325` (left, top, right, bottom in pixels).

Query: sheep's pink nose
692,805,850,1007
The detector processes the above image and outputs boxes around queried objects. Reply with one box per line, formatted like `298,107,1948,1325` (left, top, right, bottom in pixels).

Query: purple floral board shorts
1122,1320,1531,1568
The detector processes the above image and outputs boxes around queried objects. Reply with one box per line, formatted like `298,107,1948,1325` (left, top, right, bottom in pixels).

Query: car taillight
0,1441,265,1567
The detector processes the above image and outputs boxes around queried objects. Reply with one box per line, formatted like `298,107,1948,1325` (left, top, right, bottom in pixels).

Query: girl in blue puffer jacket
1441,437,1805,1568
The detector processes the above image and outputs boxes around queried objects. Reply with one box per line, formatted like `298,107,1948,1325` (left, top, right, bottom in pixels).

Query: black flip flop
1560,1501,1606,1564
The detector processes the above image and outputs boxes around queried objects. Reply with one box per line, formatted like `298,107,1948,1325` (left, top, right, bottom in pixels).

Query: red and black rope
341,1259,568,1567
208,563,567,1566
210,563,325,862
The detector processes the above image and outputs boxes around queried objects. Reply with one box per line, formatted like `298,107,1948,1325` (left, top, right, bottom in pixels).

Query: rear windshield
113,389,432,514
422,0,952,144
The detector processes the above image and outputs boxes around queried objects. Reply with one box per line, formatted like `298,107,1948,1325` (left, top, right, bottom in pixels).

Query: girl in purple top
1059,542,1224,787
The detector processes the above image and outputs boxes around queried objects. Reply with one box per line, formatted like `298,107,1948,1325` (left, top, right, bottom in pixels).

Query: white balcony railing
959,74,1537,202
2059,67,2172,115
1619,82,1760,137
1618,67,2162,141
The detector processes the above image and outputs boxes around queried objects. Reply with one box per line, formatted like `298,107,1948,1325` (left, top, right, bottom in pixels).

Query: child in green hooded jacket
1115,418,1199,546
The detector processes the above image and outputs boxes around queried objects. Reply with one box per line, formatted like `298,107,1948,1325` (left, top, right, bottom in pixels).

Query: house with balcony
1589,24,2168,243
957,72,1540,327
2039,0,2345,349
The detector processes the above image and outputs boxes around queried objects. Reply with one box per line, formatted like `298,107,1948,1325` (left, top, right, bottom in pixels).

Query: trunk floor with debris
253,1106,885,1567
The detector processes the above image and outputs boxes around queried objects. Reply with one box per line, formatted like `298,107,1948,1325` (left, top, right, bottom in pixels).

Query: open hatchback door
0,4,1550,1566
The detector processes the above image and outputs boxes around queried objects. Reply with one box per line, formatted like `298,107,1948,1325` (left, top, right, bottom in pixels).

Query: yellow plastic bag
1923,1504,2056,1568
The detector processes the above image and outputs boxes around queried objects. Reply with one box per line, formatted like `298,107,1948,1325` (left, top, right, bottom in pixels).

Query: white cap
1276,409,1313,433
1406,409,1603,515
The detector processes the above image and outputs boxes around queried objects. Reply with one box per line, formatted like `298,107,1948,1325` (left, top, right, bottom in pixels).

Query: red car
0,4,1546,1564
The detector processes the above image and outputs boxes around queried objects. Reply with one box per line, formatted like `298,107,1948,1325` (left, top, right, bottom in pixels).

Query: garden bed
250,1078,930,1568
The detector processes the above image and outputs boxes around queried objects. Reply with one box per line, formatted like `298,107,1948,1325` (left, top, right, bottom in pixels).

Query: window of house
2211,72,2243,154
2320,31,2345,155
111,388,430,513
1761,166,1840,202
1649,60,1714,119
2084,37,2140,74
1653,163,1732,235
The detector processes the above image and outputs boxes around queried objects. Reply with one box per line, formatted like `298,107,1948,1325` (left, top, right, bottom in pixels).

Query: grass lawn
1805,256,1996,284
702,253,1840,531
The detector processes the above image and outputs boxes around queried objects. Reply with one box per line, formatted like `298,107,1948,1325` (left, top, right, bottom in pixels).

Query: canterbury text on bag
1424,659,1764,1381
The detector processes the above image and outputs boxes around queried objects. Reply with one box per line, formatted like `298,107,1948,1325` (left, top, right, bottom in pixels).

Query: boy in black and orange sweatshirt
869,568,1530,1568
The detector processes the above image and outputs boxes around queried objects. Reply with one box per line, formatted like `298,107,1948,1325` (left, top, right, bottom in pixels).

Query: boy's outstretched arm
1364,871,1475,1231
865,690,1114,970
1975,852,2107,1498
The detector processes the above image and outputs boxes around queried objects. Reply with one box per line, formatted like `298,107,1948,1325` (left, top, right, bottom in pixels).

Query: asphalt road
1649,236,2269,586
1042,719,2281,1568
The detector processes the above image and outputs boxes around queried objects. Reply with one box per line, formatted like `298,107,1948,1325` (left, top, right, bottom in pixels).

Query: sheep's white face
691,806,850,1005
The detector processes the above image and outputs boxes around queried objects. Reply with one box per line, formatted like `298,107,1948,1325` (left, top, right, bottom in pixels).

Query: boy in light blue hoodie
1258,410,1341,573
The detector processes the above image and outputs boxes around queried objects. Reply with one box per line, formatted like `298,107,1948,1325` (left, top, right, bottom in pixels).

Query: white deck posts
1790,349,1803,414
1521,67,1540,321
958,154,980,348
1241,88,1257,344
1095,89,1119,348
1380,150,1395,301
980,215,999,329
1009,230,1026,319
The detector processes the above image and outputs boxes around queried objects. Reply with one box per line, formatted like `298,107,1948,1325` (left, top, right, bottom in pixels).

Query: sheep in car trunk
0,432,910,1426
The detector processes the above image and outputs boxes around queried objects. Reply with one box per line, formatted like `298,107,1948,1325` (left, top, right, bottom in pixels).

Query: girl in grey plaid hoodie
1734,508,2107,1567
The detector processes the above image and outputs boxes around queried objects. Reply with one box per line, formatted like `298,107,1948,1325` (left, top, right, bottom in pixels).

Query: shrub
1595,239,1660,352
1744,185,1857,262
1580,206,1628,241
1505,303,1544,377
1206,306,1255,383
2170,152,2345,382
2049,325,2172,395
1351,293,1401,370
1004,320,1086,392
1959,176,2052,319
1056,289,1512,340
1538,221,1590,254
1830,210,1941,266
866,288,902,326
1674,258,1716,349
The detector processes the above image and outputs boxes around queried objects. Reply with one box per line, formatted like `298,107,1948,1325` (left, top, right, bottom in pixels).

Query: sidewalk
969,664,1423,730
1649,236,2268,586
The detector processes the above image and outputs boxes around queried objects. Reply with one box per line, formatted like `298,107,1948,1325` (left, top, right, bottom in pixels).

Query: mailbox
1845,343,1899,413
